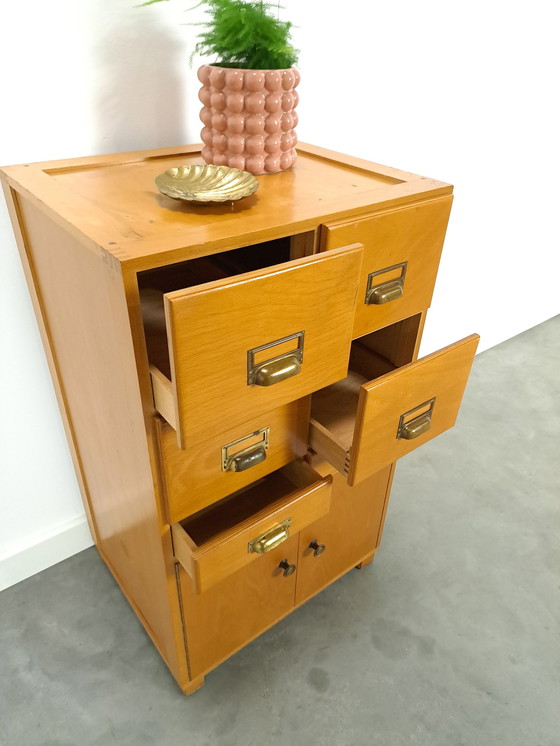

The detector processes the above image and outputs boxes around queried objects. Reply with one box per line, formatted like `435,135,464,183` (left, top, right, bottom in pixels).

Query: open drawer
171,460,332,594
140,242,363,448
309,325,479,485
321,196,452,339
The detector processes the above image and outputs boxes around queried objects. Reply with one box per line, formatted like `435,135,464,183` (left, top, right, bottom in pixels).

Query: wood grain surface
165,244,363,447
1,144,452,270
322,196,453,338
157,398,310,523
172,461,332,593
295,463,393,605
350,334,480,484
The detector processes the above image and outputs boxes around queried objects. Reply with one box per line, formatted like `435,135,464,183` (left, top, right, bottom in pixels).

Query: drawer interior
181,460,319,547
310,321,478,484
172,459,332,593
310,314,423,464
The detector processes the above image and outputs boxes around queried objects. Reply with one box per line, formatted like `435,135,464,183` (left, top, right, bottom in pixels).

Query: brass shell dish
155,165,259,203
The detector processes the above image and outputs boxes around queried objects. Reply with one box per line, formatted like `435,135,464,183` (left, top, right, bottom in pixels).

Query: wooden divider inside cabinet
140,244,363,448
178,534,299,679
295,462,394,606
310,329,479,485
156,397,310,523
322,196,453,339
171,460,332,594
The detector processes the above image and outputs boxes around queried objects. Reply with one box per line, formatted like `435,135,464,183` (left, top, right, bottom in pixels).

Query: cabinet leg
181,675,205,696
355,551,375,570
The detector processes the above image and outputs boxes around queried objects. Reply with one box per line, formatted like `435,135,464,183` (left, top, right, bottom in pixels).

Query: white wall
1,0,558,590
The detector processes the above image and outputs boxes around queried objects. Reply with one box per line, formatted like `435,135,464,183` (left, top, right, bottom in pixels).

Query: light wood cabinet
1,143,478,695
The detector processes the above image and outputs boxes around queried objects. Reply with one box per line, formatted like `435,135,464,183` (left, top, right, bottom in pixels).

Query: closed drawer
310,332,479,485
157,398,310,523
321,196,452,339
171,460,332,593
143,244,363,448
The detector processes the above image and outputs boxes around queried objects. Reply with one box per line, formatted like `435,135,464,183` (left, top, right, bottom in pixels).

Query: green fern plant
141,0,298,69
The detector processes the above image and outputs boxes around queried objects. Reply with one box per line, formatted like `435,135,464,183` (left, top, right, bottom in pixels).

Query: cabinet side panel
14,196,184,680
2,182,98,542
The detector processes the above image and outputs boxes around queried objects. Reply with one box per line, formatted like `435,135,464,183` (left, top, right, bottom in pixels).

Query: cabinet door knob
278,559,296,577
309,540,326,557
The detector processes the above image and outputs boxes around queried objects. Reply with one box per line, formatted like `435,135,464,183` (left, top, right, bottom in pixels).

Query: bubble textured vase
198,65,300,175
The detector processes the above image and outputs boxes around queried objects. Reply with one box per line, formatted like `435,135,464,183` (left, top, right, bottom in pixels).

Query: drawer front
322,197,452,339
157,398,310,523
165,244,363,447
349,334,479,484
172,462,332,593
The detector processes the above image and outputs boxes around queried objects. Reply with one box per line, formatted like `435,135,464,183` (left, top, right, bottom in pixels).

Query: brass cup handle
398,411,432,440
365,263,407,305
278,559,296,577
225,445,266,472
247,332,304,386
309,540,326,557
253,353,301,386
248,519,291,554
366,278,404,305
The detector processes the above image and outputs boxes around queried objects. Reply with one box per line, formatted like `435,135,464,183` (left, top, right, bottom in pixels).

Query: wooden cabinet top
1,142,452,272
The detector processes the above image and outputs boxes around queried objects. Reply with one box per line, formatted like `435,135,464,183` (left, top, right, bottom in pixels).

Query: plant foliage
140,0,298,69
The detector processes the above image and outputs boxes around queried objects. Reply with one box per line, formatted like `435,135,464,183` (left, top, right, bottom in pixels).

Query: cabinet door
295,464,393,607
179,535,299,679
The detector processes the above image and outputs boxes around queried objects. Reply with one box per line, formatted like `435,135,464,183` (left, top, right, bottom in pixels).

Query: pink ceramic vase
198,65,300,175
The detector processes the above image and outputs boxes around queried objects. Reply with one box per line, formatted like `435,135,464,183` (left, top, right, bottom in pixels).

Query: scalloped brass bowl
155,165,259,203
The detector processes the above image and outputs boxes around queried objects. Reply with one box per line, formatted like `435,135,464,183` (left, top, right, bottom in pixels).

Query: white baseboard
0,515,94,592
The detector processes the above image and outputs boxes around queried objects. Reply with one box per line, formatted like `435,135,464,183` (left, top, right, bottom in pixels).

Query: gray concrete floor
1,316,559,746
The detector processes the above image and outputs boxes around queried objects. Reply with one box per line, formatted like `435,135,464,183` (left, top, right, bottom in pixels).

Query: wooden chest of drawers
1,143,478,694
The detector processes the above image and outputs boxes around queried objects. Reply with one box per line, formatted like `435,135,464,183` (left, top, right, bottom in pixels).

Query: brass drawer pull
247,332,304,386
399,412,432,439
397,397,436,440
226,446,266,472
278,559,296,577
368,278,404,305
366,262,407,305
248,519,291,554
221,427,270,472
254,354,301,386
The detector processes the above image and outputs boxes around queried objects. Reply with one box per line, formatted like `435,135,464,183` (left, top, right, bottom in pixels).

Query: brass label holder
247,331,304,386
221,426,270,472
365,261,408,305
397,397,435,440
